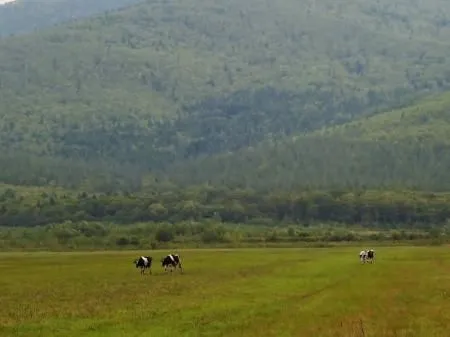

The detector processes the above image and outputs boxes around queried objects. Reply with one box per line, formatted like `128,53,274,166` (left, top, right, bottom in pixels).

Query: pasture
1,246,450,337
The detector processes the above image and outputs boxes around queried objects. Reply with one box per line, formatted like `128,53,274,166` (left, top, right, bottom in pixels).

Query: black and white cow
366,249,375,263
359,250,367,263
134,256,153,275
161,254,183,273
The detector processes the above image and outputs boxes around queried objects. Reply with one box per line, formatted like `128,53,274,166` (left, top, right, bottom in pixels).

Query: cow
359,250,367,264
366,249,375,264
134,256,153,275
161,253,183,273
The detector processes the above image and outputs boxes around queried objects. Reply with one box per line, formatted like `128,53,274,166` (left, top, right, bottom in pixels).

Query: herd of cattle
134,250,375,275
134,254,183,275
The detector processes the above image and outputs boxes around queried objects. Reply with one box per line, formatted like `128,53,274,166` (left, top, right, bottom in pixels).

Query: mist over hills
1,0,450,192
0,0,143,36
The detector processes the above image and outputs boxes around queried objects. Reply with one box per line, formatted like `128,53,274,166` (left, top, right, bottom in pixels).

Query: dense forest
1,0,450,192
164,92,450,190
1,184,450,229
1,90,449,192
0,0,450,243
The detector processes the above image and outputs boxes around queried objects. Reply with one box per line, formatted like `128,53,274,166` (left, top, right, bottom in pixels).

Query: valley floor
1,246,449,337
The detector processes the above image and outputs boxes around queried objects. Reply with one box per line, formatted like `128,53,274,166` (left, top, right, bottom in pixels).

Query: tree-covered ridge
2,0,450,170
315,92,450,143
0,0,143,37
163,137,450,191
161,91,450,191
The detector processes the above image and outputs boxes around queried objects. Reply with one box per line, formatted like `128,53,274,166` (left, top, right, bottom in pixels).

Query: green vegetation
3,183,450,251
1,220,446,251
1,247,450,336
317,92,450,143
2,0,450,191
165,91,450,190
2,2,450,335
2,181,449,249
2,183,450,229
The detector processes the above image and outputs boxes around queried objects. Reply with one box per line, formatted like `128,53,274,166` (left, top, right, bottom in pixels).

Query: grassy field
1,246,450,337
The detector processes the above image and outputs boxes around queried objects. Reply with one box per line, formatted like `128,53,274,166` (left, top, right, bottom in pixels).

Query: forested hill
0,0,143,37
316,92,450,143
162,91,450,191
1,0,450,191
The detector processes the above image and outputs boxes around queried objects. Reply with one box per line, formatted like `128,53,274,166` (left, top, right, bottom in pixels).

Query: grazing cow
359,250,367,264
134,256,153,275
161,254,183,273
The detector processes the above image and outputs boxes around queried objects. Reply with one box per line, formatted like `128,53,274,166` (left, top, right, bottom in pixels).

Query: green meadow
1,246,450,337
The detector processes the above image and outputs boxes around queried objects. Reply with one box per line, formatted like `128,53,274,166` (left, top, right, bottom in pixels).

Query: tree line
1,220,446,251
1,186,450,228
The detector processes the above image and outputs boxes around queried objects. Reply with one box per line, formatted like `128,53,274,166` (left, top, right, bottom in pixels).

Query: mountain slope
160,91,450,191
315,92,450,143
2,0,450,190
